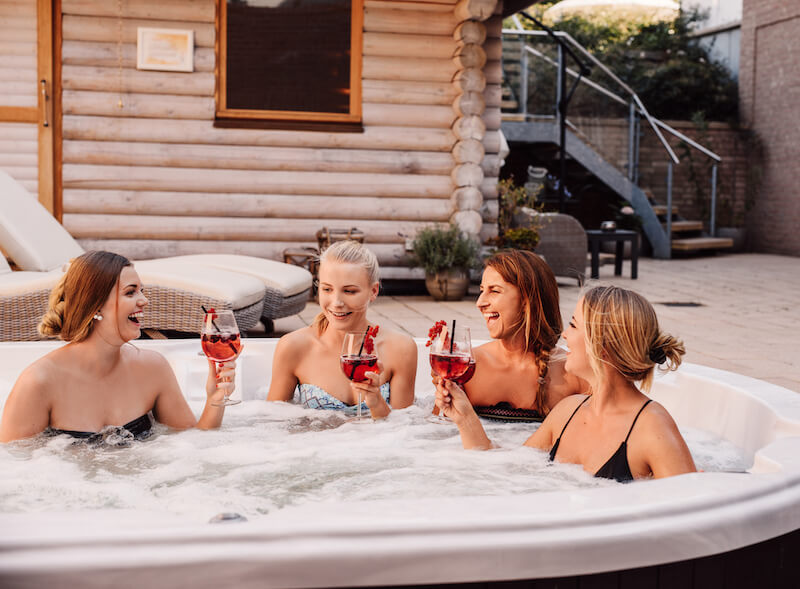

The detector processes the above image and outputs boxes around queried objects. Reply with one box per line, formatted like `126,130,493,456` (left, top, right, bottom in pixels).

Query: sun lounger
0,171,312,338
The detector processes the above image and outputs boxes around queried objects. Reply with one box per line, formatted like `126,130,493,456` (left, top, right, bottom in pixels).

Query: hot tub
0,339,799,588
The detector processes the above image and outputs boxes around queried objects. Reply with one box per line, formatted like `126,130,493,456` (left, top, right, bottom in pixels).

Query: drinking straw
201,305,238,356
351,326,371,380
450,320,456,353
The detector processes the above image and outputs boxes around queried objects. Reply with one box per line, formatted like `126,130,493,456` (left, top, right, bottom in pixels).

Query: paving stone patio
271,253,800,394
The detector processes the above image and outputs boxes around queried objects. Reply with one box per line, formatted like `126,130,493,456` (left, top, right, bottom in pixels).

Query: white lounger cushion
0,270,63,297
169,254,313,297
0,172,84,272
0,254,11,274
134,260,265,310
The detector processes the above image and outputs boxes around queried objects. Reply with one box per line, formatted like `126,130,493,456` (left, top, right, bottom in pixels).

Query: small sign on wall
137,28,194,72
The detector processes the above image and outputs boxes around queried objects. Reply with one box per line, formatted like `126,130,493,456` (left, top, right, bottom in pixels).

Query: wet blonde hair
485,250,561,415
312,240,380,335
581,286,684,392
38,251,132,342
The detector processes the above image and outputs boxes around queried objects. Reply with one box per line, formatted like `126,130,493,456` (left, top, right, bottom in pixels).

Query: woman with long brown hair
0,251,235,443
438,249,585,420
436,286,696,481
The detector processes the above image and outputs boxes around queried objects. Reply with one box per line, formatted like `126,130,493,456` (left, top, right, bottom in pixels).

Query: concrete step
671,237,734,252
666,220,704,233
501,100,519,110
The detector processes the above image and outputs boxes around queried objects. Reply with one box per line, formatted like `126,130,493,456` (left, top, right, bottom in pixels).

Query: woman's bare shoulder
380,327,416,350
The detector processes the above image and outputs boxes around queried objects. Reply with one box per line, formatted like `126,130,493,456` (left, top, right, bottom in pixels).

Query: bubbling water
0,393,748,521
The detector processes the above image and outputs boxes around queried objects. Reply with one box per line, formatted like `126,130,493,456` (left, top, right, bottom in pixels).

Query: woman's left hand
350,362,385,410
206,359,236,402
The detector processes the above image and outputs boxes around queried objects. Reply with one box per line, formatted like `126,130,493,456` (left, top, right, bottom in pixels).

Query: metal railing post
555,44,563,123
627,100,636,181
710,163,718,236
520,44,529,116
666,162,673,257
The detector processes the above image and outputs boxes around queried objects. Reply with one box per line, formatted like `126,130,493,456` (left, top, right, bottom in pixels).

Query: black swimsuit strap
549,396,590,461
624,399,653,443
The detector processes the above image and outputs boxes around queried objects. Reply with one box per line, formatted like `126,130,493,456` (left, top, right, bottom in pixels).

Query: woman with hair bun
436,285,696,481
267,240,416,418
0,251,235,443
434,249,586,420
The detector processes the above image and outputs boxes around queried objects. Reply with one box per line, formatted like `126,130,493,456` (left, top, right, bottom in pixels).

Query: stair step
667,220,704,233
671,237,734,251
501,100,519,110
652,204,679,216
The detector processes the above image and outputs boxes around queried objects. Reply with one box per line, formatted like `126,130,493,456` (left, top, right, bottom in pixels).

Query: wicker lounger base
0,288,51,341
263,288,311,321
141,285,263,334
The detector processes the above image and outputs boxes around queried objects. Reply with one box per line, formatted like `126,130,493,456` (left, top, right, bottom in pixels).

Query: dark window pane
226,0,351,114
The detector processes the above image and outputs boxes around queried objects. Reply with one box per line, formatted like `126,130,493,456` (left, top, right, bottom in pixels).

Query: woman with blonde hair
436,285,696,481
0,251,236,443
267,240,416,418
436,249,585,420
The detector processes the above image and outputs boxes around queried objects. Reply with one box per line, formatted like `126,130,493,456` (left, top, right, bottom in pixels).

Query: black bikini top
48,413,153,443
549,397,652,483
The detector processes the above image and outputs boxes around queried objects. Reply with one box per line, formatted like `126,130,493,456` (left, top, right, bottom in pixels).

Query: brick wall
570,118,749,228
739,0,800,255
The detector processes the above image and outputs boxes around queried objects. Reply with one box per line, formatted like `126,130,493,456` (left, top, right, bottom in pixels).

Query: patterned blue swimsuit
295,382,391,415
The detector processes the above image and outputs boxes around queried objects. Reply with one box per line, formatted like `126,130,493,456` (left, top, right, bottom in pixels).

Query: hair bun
649,344,668,365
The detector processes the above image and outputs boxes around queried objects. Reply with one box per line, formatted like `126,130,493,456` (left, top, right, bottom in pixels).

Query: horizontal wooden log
454,0,496,22
20,180,38,194
63,164,454,198
485,14,503,37
0,29,36,43
483,129,501,153
0,41,37,56
481,154,502,176
0,140,37,154
483,200,499,221
62,41,215,72
62,15,214,47
378,266,426,280
452,115,486,141
0,95,36,108
0,166,37,180
0,81,37,97
453,91,486,118
63,190,453,220
364,103,455,128
0,153,37,167
363,79,457,106
0,123,37,141
451,163,483,187
77,239,413,268
482,108,502,131
64,214,435,243
364,32,455,58
62,0,215,22
453,44,487,70
0,56,37,71
480,222,498,241
63,90,214,120
364,6,457,35
62,65,214,96
480,176,498,199
0,16,35,31
452,68,486,93
366,0,458,11
63,141,455,175
0,3,35,17
484,37,502,60
64,116,457,152
451,186,483,211
454,21,486,45
484,59,502,84
363,56,457,83
452,138,485,164
484,84,502,108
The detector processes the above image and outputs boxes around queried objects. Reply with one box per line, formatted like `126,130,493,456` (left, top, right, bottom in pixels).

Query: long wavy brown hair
485,249,562,414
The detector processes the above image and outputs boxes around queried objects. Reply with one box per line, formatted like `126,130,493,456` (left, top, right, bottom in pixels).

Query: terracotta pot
424,269,470,301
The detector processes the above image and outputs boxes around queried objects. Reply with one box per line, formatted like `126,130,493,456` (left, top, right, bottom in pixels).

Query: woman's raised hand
434,379,474,424
349,361,391,418
207,359,236,403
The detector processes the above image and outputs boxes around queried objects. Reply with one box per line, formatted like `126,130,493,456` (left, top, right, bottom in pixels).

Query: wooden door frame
38,0,61,220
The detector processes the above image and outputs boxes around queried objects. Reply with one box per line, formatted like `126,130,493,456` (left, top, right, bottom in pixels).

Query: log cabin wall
59,0,502,276
0,0,39,196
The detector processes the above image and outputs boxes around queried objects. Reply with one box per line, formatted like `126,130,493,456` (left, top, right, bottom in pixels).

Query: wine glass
340,331,379,420
201,309,243,407
428,324,473,422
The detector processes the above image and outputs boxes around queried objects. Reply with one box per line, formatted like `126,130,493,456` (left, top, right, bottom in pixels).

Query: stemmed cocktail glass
201,309,242,407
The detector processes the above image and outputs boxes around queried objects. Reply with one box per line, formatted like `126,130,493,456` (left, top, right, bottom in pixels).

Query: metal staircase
500,25,733,259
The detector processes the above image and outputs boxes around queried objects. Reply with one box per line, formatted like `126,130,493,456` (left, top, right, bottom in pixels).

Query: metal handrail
503,27,724,237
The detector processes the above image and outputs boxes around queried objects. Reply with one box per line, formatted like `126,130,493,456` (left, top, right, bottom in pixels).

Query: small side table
283,247,320,299
586,229,639,280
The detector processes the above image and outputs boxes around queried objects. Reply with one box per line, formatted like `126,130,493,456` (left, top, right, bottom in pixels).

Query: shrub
409,223,481,275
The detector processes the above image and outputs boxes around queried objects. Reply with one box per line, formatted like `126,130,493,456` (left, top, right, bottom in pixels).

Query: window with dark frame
217,0,363,125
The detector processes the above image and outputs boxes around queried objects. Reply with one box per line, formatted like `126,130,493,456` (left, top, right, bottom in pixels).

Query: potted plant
496,178,541,251
409,223,481,301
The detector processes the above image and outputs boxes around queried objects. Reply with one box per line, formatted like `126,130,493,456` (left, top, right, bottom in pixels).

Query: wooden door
0,0,56,216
